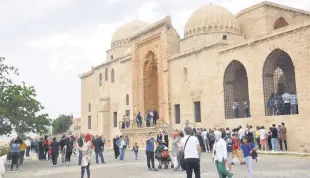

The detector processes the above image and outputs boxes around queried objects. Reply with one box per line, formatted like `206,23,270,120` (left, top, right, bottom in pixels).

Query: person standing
202,129,210,152
232,100,239,118
240,136,258,178
116,135,126,163
94,135,105,164
25,137,31,157
153,109,158,125
113,136,120,160
10,138,21,172
212,131,233,178
279,122,288,151
181,127,201,178
255,126,261,150
271,124,278,151
50,137,60,167
224,131,234,171
38,138,45,160
145,132,158,171
136,112,142,128
75,133,92,178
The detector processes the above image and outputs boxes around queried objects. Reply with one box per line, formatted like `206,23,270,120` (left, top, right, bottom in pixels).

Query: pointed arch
111,68,115,83
274,17,288,30
262,49,298,116
105,67,108,81
99,73,102,86
223,60,250,119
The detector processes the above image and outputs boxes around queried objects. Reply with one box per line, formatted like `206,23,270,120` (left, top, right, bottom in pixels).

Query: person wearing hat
240,136,258,178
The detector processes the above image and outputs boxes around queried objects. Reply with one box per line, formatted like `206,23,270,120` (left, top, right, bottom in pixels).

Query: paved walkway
3,151,310,178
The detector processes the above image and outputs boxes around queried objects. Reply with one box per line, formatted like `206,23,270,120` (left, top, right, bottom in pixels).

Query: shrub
0,145,10,157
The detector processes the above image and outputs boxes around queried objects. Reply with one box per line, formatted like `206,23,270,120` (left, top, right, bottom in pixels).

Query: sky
0,0,309,119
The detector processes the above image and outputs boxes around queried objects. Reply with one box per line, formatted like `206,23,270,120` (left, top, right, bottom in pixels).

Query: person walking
132,143,139,160
25,137,31,157
75,133,92,178
224,131,234,171
19,140,27,165
231,132,244,165
172,131,180,170
10,138,21,172
59,135,67,163
43,136,49,160
208,130,215,152
202,129,210,152
0,154,5,178
240,136,258,178
94,135,105,164
145,132,158,171
212,131,233,178
50,137,60,167
65,136,74,165
181,127,201,178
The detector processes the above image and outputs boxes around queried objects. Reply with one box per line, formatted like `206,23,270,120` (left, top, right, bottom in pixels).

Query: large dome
111,20,149,48
184,4,240,37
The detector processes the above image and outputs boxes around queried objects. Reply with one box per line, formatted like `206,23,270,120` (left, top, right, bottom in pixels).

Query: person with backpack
224,131,233,171
212,131,233,178
240,136,258,178
116,135,127,163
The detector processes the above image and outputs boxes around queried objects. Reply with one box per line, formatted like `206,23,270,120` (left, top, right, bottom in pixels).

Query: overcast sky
1,0,309,119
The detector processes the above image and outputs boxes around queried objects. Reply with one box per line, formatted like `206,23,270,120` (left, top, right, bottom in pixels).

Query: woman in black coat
38,138,45,160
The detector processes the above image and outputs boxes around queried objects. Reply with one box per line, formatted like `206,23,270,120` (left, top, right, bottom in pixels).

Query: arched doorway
263,49,297,116
223,60,250,119
143,51,159,114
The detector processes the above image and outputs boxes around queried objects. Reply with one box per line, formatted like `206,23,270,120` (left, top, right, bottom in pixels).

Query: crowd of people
121,109,159,129
1,121,287,178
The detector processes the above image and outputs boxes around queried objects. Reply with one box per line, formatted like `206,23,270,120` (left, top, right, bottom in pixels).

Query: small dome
184,4,240,37
111,20,149,48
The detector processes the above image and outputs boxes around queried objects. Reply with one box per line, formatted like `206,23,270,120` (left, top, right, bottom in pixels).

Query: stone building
79,1,310,152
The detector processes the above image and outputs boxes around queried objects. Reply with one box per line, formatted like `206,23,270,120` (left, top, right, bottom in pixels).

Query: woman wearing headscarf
75,133,92,178
10,137,21,172
171,131,180,171
212,131,233,178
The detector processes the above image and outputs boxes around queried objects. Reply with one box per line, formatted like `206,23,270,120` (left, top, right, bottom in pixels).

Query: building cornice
130,16,171,40
219,21,310,54
236,1,310,18
168,43,228,62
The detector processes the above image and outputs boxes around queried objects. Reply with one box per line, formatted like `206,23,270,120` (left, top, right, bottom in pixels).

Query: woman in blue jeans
117,135,126,163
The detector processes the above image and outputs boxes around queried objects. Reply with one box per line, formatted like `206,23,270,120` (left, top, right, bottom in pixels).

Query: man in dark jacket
77,134,84,165
51,137,60,166
94,135,105,164
113,136,120,159
59,135,66,163
152,109,158,125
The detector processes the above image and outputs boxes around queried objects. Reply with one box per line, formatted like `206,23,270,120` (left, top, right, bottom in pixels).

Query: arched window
126,94,129,105
263,49,298,116
105,68,108,81
111,68,115,83
223,60,250,119
274,17,288,30
183,67,188,82
99,73,102,86
88,103,91,112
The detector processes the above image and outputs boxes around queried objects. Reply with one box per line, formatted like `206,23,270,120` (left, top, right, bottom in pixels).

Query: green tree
52,115,73,135
0,57,51,136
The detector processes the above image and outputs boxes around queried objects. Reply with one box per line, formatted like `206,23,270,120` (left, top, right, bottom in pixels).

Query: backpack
225,136,233,152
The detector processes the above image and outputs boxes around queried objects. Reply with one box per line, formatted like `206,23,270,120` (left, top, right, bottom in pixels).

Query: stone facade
80,2,310,152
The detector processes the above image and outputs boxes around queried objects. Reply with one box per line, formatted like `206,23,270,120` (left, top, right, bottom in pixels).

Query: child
132,143,139,160
107,140,111,151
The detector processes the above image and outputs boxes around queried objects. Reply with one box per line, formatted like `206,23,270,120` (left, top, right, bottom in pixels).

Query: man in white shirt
26,137,31,157
180,127,201,178
282,91,291,115
212,131,233,178
238,126,245,141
